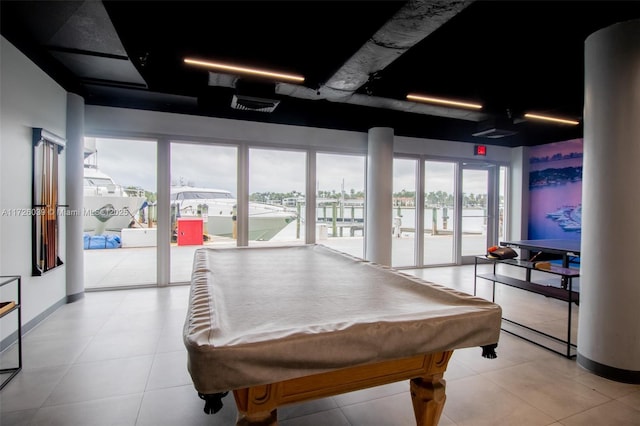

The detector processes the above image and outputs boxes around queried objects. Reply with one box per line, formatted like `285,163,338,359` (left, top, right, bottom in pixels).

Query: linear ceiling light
524,113,580,125
406,93,482,110
184,58,304,83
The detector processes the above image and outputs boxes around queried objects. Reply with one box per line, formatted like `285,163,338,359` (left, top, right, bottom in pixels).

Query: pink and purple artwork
528,138,583,240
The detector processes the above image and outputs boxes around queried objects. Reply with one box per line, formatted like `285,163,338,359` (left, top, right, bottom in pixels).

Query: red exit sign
474,145,487,156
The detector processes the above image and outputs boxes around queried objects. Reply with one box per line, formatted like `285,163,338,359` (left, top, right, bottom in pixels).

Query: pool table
184,244,501,425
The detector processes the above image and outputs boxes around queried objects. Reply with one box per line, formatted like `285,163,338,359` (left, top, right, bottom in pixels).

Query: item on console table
487,247,518,260
534,261,552,270
0,301,16,316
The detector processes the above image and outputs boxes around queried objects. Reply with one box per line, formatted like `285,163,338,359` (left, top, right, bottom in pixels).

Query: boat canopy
171,188,234,201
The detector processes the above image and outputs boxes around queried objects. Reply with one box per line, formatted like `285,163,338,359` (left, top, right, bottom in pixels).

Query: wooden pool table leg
410,373,447,426
235,409,277,426
233,386,278,426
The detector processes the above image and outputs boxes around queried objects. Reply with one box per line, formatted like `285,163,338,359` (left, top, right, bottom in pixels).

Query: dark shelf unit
0,275,22,390
474,257,580,358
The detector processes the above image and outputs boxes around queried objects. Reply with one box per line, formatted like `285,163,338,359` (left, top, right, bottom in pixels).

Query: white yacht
170,186,297,241
83,141,147,235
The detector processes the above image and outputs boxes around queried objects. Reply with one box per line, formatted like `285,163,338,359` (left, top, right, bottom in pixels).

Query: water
317,206,485,232
272,206,487,241
529,181,582,240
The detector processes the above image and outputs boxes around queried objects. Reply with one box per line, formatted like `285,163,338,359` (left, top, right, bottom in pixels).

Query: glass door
460,164,496,263
424,161,456,266
170,142,237,283
392,158,417,267
248,148,305,246
316,153,366,259
83,137,157,289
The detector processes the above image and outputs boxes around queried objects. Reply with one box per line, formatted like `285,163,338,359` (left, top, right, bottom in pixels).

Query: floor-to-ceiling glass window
83,135,508,284
316,153,366,259
248,148,305,246
392,158,417,267
423,160,456,266
84,137,157,289
461,166,491,260
169,142,237,283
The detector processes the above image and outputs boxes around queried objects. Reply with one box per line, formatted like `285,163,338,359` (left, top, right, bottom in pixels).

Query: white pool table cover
184,245,501,394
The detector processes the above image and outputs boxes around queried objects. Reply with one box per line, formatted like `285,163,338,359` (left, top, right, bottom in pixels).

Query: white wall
396,134,512,163
85,105,512,164
1,36,68,336
85,106,369,153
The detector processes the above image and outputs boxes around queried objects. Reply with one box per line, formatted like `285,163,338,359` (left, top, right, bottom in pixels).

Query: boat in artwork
83,140,147,235
546,204,582,233
170,186,297,241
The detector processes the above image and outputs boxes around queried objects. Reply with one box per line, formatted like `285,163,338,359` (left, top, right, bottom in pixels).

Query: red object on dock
177,218,203,246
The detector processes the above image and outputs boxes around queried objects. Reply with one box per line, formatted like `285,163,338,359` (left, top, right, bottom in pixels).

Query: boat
546,206,572,219
170,186,297,241
545,204,582,233
83,140,147,235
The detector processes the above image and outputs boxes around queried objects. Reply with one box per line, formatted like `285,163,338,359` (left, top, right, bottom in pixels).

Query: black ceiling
2,1,639,147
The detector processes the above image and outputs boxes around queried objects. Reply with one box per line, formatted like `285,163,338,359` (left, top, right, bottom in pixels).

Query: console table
474,256,579,358
0,275,22,390
500,239,580,268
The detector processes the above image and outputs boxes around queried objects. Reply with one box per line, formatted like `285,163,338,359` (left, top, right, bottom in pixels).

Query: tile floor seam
470,368,567,422
39,389,147,410
553,398,628,425
284,405,349,421
143,353,161,394
133,391,148,425
24,364,74,412
482,371,615,422
615,389,640,412
336,405,356,426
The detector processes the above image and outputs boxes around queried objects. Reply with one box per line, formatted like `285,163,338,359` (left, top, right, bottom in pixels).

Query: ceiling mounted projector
472,118,517,139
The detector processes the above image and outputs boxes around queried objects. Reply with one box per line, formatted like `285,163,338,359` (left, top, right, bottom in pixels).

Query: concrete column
236,144,249,246
65,93,85,303
365,127,394,266
305,150,317,244
510,147,529,240
157,138,170,286
578,19,640,383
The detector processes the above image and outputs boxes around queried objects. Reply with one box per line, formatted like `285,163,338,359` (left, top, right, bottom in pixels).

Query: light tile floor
1,264,639,425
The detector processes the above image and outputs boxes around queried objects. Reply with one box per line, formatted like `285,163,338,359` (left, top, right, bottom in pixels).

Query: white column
157,138,171,286
510,147,529,240
578,19,640,383
65,93,85,302
305,150,317,244
365,127,394,266
236,144,249,246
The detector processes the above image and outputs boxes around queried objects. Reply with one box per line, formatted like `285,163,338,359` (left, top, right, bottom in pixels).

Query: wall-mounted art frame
528,138,583,240
32,128,66,276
